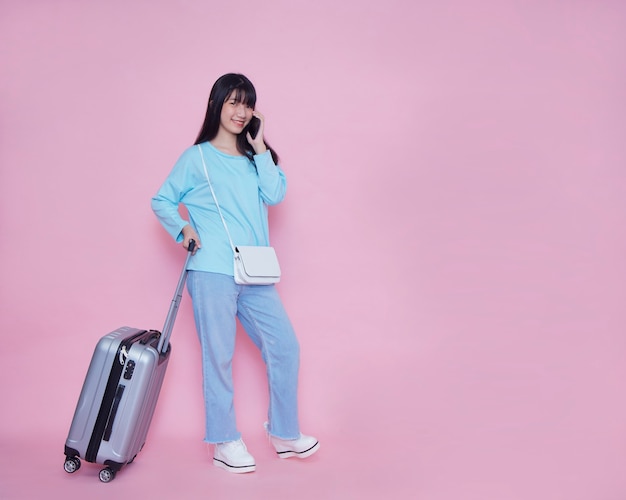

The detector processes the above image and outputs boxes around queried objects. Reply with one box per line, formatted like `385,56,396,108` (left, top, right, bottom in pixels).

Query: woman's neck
210,130,242,156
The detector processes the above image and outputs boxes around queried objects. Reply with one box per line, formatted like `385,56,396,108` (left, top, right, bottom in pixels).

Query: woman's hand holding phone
246,111,267,155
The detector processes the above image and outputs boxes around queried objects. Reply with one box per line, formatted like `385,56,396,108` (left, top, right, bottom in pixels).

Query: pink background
1,1,625,498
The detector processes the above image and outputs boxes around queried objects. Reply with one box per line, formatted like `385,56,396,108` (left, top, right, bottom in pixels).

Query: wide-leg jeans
187,271,301,443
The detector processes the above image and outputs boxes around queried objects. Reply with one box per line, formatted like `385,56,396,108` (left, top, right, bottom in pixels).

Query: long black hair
194,73,279,164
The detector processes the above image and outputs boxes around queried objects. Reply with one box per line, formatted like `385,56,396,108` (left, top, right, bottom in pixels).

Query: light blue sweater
151,142,286,276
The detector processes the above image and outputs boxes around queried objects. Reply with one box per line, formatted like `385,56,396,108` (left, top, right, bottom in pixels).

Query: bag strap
197,144,237,254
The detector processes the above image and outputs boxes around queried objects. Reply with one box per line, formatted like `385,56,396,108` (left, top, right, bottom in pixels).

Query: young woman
151,73,319,473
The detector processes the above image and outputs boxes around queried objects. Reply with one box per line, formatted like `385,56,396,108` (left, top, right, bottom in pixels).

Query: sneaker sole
213,458,256,473
276,441,320,459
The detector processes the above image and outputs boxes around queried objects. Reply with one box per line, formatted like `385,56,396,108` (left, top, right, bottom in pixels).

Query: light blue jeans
186,271,301,443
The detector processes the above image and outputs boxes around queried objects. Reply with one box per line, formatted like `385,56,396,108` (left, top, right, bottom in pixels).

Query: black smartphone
247,116,260,139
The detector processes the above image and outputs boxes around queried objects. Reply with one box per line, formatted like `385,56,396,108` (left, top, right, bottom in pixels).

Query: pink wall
1,0,625,498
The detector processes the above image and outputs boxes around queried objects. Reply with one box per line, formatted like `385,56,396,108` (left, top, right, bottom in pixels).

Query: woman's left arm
247,110,287,204
255,151,287,205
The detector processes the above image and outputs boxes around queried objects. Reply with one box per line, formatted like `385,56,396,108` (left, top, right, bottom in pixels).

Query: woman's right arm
151,150,201,252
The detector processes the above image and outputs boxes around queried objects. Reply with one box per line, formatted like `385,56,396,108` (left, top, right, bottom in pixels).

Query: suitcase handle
156,239,195,355
187,239,196,254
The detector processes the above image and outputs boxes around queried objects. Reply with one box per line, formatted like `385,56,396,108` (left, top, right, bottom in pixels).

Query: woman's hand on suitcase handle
182,224,200,255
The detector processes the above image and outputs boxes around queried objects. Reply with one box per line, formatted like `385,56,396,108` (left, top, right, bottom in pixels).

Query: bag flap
235,246,281,278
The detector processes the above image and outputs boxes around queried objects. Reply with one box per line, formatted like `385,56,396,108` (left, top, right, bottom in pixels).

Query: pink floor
2,433,410,500
3,420,626,499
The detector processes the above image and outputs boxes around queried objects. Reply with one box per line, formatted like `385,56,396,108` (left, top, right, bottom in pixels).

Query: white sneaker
213,439,256,473
265,424,320,459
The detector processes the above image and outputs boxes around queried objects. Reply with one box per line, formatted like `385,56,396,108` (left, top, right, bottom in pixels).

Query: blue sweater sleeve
151,149,195,242
255,151,287,205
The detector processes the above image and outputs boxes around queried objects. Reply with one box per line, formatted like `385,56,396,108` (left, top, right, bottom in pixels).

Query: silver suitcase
63,242,194,482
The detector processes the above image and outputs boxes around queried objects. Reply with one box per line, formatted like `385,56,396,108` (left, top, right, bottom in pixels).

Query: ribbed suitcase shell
64,326,169,480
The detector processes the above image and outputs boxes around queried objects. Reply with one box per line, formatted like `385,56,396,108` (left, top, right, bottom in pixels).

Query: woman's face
219,90,253,136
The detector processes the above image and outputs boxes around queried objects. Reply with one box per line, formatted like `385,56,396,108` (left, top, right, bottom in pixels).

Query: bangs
228,86,256,108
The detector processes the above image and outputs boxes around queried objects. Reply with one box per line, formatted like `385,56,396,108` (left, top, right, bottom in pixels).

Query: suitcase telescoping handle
157,239,196,355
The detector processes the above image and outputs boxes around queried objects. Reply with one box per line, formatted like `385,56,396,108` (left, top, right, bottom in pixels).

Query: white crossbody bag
197,144,281,285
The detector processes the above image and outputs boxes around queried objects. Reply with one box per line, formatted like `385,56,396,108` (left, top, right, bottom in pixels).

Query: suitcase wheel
63,457,81,474
99,467,116,483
